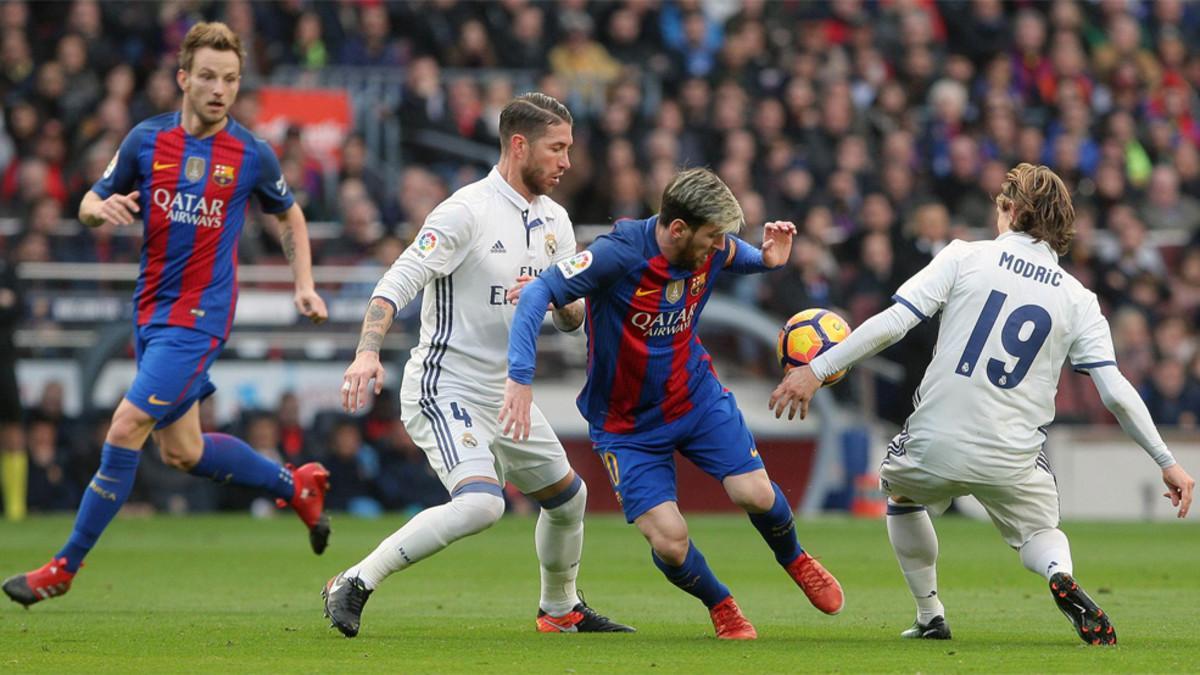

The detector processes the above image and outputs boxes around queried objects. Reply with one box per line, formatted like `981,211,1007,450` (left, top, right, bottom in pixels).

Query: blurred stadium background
1,0,1199,523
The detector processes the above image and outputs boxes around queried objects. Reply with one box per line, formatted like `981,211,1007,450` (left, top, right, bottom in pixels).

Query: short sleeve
1068,294,1117,372
892,240,968,321
91,128,144,198
541,231,634,307
252,139,295,214
408,200,477,277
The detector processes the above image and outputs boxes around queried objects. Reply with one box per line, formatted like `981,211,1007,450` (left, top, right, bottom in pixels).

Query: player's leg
2,397,153,606
499,404,633,632
974,469,1114,645
325,398,505,637
688,392,843,614
880,453,955,639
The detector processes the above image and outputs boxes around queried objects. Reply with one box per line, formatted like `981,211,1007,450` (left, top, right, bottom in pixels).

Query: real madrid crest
185,156,206,182
212,164,236,186
461,432,478,448
690,273,707,297
544,232,557,257
665,279,684,303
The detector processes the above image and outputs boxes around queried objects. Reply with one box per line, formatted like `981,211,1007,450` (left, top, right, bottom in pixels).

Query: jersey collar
997,231,1058,261
488,166,533,211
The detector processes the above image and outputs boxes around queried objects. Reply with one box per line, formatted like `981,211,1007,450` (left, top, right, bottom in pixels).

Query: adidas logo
490,240,507,254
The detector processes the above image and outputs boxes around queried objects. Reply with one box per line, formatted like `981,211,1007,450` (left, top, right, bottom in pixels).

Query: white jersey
891,231,1115,483
373,167,577,408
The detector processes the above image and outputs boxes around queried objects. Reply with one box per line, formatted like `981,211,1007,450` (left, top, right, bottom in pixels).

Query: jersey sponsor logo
104,151,120,178
152,188,225,228
185,157,207,182
413,231,438,259
558,251,592,279
630,304,698,338
690,273,707,297
147,394,171,406
152,160,177,172
274,175,288,196
211,164,236,186
545,232,557,256
634,287,657,297
665,279,684,303
490,240,507,254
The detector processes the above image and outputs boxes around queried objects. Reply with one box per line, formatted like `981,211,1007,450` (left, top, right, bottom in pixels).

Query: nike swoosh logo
634,288,657,297
153,161,178,171
95,472,120,483
148,394,172,406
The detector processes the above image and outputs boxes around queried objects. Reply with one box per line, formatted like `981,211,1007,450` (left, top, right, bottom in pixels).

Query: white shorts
401,395,571,495
880,440,1060,548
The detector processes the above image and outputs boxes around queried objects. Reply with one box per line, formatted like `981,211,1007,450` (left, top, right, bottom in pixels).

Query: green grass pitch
0,513,1195,673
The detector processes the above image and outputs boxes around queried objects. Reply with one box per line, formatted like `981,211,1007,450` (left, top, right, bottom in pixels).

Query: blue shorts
127,324,225,430
590,391,764,523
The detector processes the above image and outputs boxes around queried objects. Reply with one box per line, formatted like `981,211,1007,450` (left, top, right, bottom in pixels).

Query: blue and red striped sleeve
91,125,148,198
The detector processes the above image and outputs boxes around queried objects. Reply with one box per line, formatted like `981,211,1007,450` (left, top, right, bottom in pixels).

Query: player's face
520,122,572,196
678,223,727,270
179,47,241,127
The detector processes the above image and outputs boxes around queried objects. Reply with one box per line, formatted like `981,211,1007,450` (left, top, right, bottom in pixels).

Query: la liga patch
558,251,593,279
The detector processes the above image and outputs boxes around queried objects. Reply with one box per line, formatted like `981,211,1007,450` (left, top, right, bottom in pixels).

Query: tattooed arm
274,204,327,323
343,296,396,412
551,299,585,331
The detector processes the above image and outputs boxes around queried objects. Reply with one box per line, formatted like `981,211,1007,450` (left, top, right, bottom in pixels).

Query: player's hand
505,274,552,311
97,191,141,226
498,377,533,441
1161,463,1195,518
760,220,796,268
769,365,821,420
342,352,385,412
294,287,328,324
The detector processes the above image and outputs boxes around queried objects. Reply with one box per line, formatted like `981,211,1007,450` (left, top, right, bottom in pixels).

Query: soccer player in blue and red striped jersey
502,168,845,639
3,23,333,608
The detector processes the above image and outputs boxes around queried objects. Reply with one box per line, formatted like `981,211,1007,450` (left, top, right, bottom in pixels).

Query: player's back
901,232,1110,483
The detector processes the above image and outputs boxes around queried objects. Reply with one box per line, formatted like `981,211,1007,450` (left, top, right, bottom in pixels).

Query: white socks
1020,528,1074,580
346,490,505,589
535,480,588,616
887,502,945,624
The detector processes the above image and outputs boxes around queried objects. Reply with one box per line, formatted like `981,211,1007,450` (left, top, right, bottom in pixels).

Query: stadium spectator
25,415,80,513
0,248,24,520
1140,165,1200,232
322,418,381,515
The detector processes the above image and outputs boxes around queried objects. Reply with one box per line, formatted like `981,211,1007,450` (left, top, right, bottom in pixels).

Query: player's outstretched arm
342,296,394,412
1088,365,1194,517
500,277,555,440
79,190,141,228
274,204,328,324
770,302,919,420
723,221,796,274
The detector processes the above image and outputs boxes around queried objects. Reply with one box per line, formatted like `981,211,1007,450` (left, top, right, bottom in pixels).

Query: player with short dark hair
3,21,332,608
770,163,1196,645
502,168,844,639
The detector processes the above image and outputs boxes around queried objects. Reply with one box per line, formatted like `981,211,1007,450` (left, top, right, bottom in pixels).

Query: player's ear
668,218,689,239
176,68,187,90
510,133,527,159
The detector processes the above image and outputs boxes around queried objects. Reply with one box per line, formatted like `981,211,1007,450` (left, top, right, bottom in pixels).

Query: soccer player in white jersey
321,93,632,637
769,163,1195,645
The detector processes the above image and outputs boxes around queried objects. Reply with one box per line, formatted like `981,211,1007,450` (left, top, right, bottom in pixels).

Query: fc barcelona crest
690,273,707,297
185,157,206,182
665,279,684,303
544,232,557,257
212,164,236,186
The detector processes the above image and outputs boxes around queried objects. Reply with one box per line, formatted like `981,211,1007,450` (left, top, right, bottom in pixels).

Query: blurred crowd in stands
4,0,1200,512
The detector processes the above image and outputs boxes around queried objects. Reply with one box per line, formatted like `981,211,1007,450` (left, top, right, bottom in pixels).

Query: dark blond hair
660,168,744,235
178,22,244,73
995,163,1075,255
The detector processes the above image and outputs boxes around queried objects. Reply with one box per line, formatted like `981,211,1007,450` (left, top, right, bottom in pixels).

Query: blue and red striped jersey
538,217,748,434
91,112,294,339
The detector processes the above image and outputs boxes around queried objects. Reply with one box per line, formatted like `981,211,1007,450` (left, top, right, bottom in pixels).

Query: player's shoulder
220,117,274,156
126,112,179,144
539,195,572,227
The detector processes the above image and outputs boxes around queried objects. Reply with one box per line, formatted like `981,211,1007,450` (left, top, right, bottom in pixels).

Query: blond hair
178,22,244,73
995,162,1076,255
659,168,744,235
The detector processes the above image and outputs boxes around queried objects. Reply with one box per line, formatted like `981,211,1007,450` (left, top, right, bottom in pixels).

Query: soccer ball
777,308,852,385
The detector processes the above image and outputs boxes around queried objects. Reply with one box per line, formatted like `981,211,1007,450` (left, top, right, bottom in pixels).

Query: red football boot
276,462,331,554
3,557,77,607
786,552,844,615
709,596,757,640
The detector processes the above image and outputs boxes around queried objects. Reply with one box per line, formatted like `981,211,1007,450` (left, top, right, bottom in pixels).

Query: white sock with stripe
1020,528,1074,580
887,501,945,624
535,477,587,616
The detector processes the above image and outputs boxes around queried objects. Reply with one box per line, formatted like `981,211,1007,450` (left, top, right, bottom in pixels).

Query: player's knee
450,488,506,536
648,533,690,567
539,476,587,524
159,442,200,471
107,409,155,448
727,477,775,513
